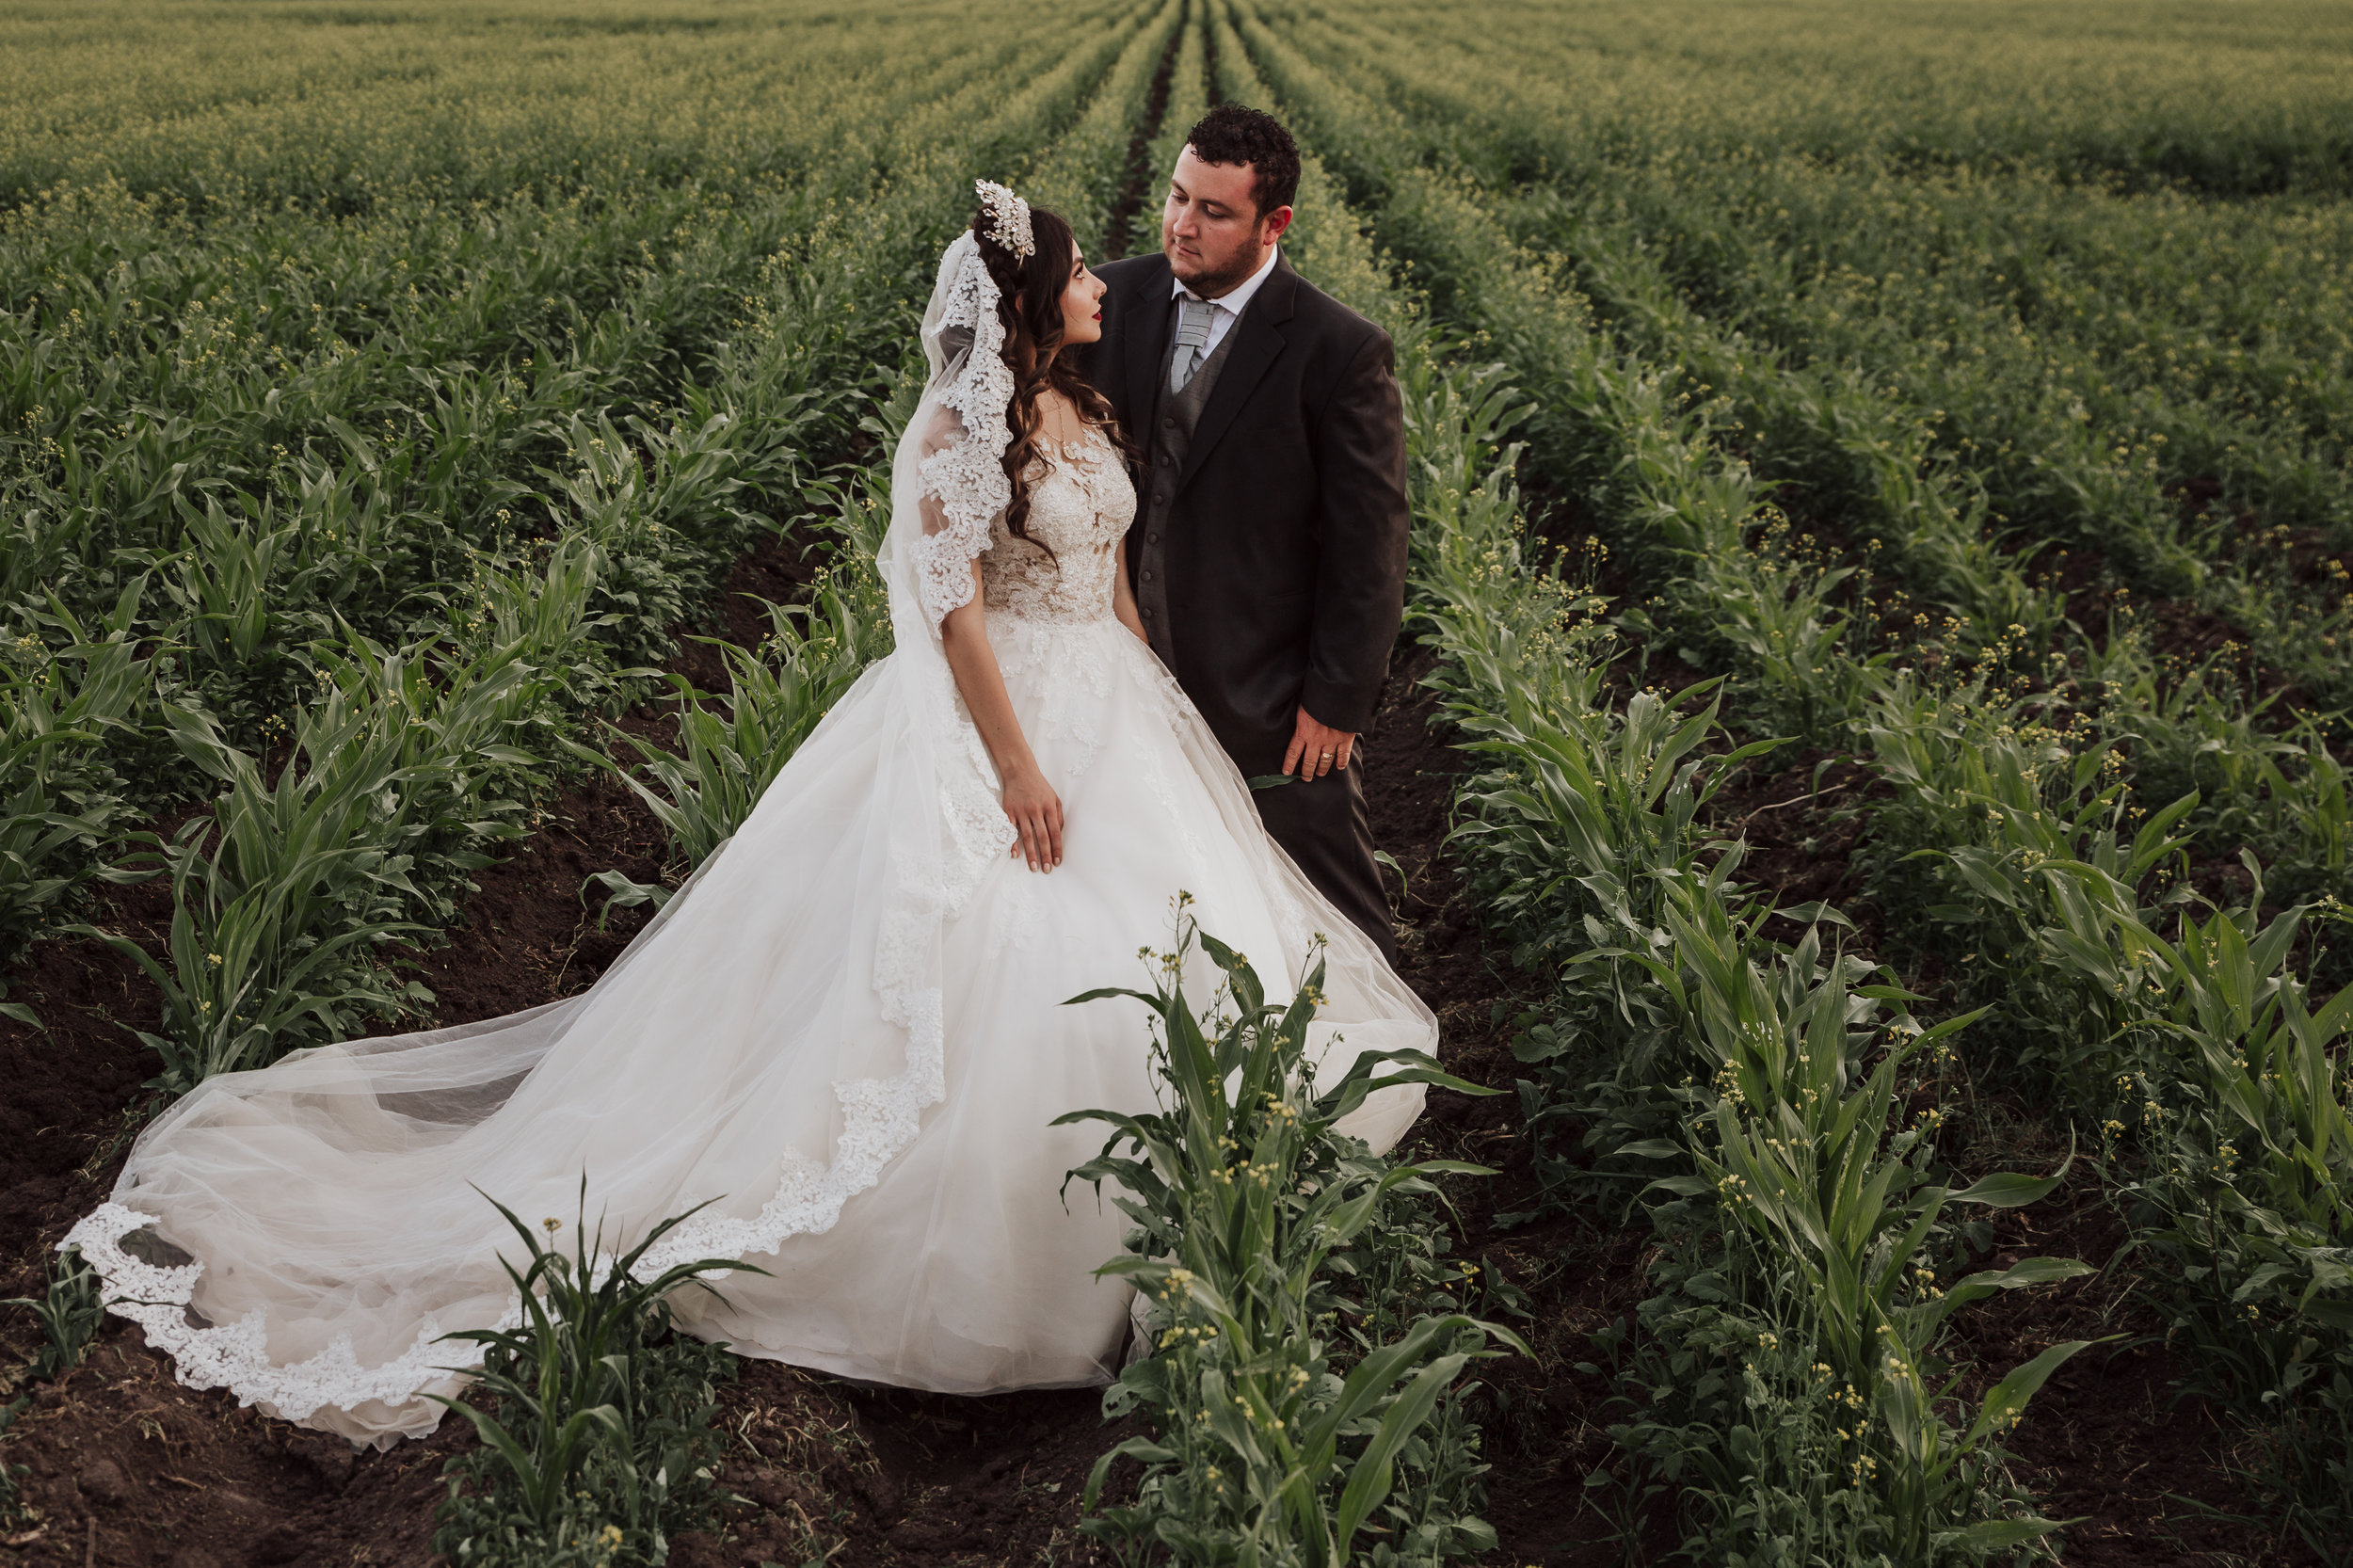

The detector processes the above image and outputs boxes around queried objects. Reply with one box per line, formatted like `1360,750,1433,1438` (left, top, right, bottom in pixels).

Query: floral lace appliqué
979,427,1134,627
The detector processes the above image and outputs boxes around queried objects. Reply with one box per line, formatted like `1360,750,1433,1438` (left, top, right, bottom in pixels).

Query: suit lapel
1122,256,1174,434
1176,256,1297,494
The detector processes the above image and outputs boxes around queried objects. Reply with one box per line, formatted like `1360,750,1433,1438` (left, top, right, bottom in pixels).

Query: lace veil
873,222,1027,916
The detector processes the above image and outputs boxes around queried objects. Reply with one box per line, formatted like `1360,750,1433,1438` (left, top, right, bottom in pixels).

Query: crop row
1282,6,2352,978
0,0,1112,211
1231,0,2353,1555
1224,19,2101,1564
1282,1,2353,715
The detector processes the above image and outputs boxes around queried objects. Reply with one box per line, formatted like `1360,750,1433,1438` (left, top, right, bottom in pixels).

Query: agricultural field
1,1,2348,1565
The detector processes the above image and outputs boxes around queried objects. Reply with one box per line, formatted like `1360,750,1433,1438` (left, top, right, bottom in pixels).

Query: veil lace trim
67,1200,504,1423
913,232,1016,628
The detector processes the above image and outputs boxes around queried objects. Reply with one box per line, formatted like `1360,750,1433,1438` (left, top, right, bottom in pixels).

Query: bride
64,182,1435,1448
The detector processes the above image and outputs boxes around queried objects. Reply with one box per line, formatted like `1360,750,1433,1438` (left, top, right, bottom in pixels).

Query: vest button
1147,533,1160,543
1142,570,1154,582
1154,493,1167,504
1161,417,1176,428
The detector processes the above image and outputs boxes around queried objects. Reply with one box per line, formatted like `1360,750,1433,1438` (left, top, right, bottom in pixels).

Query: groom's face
1163,146,1292,299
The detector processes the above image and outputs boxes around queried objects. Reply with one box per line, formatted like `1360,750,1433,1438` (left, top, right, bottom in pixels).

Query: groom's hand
1283,708,1357,780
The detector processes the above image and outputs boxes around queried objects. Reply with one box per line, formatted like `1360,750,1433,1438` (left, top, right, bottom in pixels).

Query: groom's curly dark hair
1184,104,1301,218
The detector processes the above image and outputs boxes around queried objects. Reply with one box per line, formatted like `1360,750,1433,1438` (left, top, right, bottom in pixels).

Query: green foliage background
3,0,2350,1560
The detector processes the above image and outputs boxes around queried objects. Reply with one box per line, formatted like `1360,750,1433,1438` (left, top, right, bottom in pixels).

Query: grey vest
1133,295,1246,663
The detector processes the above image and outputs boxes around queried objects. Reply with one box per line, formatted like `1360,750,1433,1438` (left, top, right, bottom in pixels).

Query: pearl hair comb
974,178,1034,261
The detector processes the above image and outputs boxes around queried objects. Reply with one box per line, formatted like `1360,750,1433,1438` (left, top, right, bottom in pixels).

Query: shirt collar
1172,244,1281,314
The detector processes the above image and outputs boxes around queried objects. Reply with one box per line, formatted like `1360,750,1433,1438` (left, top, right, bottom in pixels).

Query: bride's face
1058,241,1107,346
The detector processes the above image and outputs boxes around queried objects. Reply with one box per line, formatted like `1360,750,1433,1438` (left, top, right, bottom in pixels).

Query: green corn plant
1464,678,1759,1168
2253,726,2349,982
1064,909,1524,1568
71,697,435,1095
1396,356,1532,578
152,493,337,672
0,587,150,996
539,411,772,671
71,556,591,1093
569,581,888,894
306,566,598,926
1451,680,1779,998
2036,866,2353,1543
1434,655,1778,1215
2065,630,2353,914
1,1247,104,1384
1860,664,2203,1094
2120,893,2353,1337
2080,638,2299,847
1624,507,1887,746
1657,902,2097,1560
2273,725,2349,892
429,1183,758,1560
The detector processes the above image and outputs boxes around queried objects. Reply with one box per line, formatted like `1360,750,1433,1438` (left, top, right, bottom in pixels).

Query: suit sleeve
1302,328,1409,735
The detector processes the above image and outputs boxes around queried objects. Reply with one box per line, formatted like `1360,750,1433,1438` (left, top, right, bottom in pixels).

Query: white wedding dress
64,232,1435,1449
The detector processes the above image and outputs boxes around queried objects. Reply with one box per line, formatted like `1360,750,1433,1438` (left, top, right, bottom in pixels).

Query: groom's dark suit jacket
1075,248,1409,959
1075,250,1409,778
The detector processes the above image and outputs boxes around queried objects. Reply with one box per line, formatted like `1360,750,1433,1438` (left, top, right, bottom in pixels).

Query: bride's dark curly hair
971,200,1128,556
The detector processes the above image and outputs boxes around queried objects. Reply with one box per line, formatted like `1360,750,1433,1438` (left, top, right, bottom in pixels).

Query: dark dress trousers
1075,250,1410,961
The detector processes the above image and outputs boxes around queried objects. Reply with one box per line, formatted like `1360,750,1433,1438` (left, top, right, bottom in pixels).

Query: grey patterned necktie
1170,293,1215,392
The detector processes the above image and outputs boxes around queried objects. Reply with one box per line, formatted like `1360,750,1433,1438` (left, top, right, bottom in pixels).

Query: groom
1078,106,1410,963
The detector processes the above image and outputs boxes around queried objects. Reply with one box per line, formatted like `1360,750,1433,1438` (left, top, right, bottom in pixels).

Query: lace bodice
980,424,1134,624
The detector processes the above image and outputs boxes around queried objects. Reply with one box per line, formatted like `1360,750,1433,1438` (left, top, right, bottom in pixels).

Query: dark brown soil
1356,648,1646,1565
0,1339,465,1568
1099,13,1184,262
649,530,826,703
666,1361,1143,1568
1702,747,1891,954
1947,1162,2325,1568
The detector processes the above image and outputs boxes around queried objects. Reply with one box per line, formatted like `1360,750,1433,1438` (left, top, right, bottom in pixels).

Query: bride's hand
1001,765,1064,872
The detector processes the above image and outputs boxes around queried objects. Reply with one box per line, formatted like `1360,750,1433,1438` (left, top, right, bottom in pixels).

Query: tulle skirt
66,612,1433,1447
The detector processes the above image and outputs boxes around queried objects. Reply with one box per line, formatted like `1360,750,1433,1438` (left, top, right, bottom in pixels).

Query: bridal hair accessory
974,178,1034,260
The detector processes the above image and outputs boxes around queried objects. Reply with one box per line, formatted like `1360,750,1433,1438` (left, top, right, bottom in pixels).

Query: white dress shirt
1171,244,1281,358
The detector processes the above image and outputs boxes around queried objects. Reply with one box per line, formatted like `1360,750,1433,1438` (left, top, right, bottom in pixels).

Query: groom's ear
1259,204,1295,246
